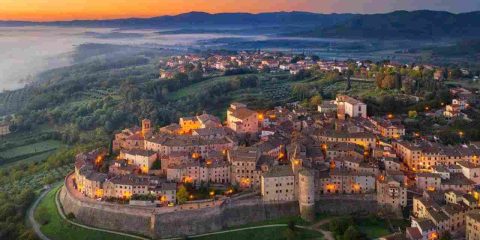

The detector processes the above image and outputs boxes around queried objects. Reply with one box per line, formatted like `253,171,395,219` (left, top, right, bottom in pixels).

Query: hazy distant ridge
1,10,480,39
0,11,354,28
300,10,480,39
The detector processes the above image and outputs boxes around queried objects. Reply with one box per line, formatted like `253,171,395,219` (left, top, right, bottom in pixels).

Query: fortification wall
152,200,299,238
60,179,378,238
59,186,153,237
59,184,299,239
315,195,378,215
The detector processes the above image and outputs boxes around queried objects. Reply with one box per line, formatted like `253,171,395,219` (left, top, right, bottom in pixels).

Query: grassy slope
1,151,57,169
0,124,65,167
168,72,291,100
35,185,135,240
0,140,63,159
193,227,323,240
355,217,392,239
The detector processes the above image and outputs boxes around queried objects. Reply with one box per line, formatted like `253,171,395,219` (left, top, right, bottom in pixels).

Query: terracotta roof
229,147,259,162
406,227,422,240
123,149,156,157
229,107,256,119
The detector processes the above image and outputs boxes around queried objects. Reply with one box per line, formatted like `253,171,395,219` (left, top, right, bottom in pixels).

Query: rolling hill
2,10,480,39
299,10,480,39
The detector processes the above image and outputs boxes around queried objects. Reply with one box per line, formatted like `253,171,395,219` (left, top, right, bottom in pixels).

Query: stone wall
60,183,379,239
315,198,378,215
59,185,299,239
152,200,299,238
59,186,153,237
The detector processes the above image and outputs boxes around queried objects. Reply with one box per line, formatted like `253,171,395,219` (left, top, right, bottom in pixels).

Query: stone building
336,95,367,119
121,149,158,173
113,126,144,151
392,140,480,171
298,169,315,221
376,176,407,210
226,103,259,134
466,210,480,240
318,170,375,194
179,113,221,134
166,159,230,184
145,134,236,156
260,165,295,201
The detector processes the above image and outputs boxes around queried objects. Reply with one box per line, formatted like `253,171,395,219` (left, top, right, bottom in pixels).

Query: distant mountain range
299,10,480,39
0,11,353,28
1,10,480,39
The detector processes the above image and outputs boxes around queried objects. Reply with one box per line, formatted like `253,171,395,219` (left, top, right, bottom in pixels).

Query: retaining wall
59,185,299,239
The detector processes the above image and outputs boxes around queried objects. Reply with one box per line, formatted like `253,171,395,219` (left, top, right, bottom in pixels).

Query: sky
1,0,480,21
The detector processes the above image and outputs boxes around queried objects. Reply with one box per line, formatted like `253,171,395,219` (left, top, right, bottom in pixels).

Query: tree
292,84,310,101
42,175,56,185
408,111,418,118
283,220,297,240
36,206,50,225
176,185,189,204
329,217,353,236
309,95,323,107
344,63,355,91
343,225,364,240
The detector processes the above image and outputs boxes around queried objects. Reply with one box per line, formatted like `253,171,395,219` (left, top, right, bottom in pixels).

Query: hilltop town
70,85,480,239
158,51,476,81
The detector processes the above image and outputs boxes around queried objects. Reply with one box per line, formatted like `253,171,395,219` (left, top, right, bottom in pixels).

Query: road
27,187,52,240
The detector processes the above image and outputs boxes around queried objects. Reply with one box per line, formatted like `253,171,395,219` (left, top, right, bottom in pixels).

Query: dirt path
28,187,52,240
309,219,335,240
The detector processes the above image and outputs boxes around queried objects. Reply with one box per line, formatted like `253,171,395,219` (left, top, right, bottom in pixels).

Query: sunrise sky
1,0,480,21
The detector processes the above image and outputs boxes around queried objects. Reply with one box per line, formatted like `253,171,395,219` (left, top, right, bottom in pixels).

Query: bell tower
142,119,152,137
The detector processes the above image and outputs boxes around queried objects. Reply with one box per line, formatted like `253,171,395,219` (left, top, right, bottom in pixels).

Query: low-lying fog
0,26,254,91
0,26,438,92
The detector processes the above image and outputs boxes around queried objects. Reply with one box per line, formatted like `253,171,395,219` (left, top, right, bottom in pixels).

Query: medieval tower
298,169,315,222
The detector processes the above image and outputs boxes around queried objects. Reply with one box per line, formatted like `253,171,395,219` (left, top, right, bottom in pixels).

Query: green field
194,227,323,240
1,165,72,195
168,73,291,101
0,125,56,149
356,217,391,239
2,151,57,168
35,185,136,240
0,140,62,159
227,216,310,229
0,124,66,167
168,74,257,100
0,140,64,166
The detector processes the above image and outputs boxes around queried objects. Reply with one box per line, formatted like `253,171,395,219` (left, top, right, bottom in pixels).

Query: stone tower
298,169,315,222
142,119,152,137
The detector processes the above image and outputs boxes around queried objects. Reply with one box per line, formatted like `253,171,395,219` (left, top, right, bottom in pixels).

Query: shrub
36,206,50,225
66,212,75,220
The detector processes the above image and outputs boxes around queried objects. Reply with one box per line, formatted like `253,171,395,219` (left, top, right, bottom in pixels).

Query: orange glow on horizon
0,0,326,22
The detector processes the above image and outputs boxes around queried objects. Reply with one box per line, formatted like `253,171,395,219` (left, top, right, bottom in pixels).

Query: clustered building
72,94,480,238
